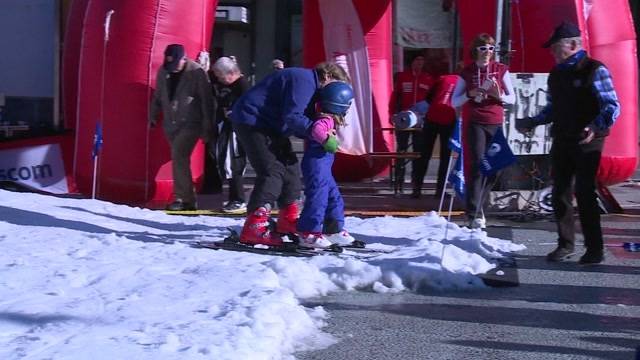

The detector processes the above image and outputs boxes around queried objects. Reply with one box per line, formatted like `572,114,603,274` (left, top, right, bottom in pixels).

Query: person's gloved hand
515,117,536,134
323,134,339,153
579,126,595,145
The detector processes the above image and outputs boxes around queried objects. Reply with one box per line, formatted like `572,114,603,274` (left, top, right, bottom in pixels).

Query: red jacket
390,71,434,113
426,74,458,126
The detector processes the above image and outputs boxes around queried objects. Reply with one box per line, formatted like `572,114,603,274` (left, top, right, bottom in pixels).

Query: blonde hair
314,62,351,83
317,112,347,128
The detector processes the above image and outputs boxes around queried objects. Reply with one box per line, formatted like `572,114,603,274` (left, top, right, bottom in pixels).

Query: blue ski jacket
230,67,320,138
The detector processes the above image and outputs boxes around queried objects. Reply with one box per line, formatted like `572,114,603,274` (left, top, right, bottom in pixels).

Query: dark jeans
227,154,247,203
395,129,425,189
233,123,302,212
550,137,605,253
413,121,455,195
215,122,247,203
465,122,501,219
202,141,223,194
167,128,200,204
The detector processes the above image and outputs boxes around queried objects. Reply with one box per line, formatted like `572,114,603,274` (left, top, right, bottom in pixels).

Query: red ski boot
239,206,284,246
276,202,300,234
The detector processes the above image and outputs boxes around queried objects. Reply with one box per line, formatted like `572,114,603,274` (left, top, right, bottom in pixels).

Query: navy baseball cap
163,44,185,72
543,21,581,48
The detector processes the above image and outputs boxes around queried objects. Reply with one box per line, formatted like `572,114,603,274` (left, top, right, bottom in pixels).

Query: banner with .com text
0,144,69,193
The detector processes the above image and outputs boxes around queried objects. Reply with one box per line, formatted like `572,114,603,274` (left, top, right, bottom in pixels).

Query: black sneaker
578,251,604,265
166,199,196,211
222,201,247,214
546,247,576,262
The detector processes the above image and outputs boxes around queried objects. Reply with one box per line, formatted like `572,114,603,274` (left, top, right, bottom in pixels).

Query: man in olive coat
149,44,215,210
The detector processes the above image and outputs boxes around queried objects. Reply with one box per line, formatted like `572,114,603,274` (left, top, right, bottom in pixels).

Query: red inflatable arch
63,0,216,205
64,0,635,205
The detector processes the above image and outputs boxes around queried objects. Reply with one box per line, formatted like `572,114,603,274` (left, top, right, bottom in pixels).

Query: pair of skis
195,229,382,258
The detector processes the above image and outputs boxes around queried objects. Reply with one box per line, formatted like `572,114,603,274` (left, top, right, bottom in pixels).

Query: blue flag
448,118,462,153
92,122,103,159
480,127,516,177
447,156,465,199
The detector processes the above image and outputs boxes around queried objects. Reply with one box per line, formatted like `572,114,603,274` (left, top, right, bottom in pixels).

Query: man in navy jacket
230,62,349,246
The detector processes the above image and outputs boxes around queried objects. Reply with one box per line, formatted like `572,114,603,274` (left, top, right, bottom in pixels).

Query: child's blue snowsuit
297,140,344,234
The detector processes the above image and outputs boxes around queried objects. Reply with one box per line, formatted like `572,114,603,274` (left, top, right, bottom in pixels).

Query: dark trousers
202,144,223,194
233,123,302,212
412,121,455,195
550,137,605,253
395,129,425,189
227,155,247,202
465,122,501,219
215,122,247,203
167,128,200,204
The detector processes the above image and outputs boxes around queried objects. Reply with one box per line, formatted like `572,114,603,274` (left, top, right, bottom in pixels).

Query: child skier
296,81,357,248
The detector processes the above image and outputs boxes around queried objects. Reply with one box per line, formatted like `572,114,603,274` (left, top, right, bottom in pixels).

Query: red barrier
587,0,639,185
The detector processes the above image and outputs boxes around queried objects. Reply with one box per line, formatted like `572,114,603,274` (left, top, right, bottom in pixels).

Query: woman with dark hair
452,33,515,229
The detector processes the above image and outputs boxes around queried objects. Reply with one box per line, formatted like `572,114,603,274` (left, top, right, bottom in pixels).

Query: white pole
474,176,489,221
438,153,455,214
443,191,457,241
92,9,114,200
495,0,504,63
91,158,98,199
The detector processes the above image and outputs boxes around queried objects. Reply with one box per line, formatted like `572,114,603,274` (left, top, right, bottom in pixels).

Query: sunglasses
477,45,496,52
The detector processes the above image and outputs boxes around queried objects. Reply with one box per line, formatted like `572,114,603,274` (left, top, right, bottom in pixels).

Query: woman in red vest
452,33,515,229
413,73,459,199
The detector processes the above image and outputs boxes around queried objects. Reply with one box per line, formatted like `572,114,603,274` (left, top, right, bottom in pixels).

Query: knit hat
163,44,185,72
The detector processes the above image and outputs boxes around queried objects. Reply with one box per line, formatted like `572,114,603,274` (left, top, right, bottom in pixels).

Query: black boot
546,246,576,262
166,199,196,211
578,251,604,265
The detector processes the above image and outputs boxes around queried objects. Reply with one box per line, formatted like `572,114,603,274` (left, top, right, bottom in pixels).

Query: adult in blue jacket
230,62,349,246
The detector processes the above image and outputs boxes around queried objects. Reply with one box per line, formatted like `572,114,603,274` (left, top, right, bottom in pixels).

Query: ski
194,229,346,257
342,245,394,254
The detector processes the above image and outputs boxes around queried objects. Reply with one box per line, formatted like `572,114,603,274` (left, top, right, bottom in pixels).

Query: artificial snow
0,190,525,359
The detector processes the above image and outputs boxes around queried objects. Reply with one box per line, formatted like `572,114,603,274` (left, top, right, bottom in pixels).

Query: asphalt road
296,182,640,360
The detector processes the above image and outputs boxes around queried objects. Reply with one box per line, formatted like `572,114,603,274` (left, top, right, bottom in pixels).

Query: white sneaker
324,230,355,246
299,233,333,249
222,201,247,214
470,216,486,229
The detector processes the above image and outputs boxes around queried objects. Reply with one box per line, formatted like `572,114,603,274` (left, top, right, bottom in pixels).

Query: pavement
292,179,640,360
197,159,640,360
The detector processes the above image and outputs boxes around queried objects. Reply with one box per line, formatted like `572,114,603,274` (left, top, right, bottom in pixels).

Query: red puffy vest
426,74,458,125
